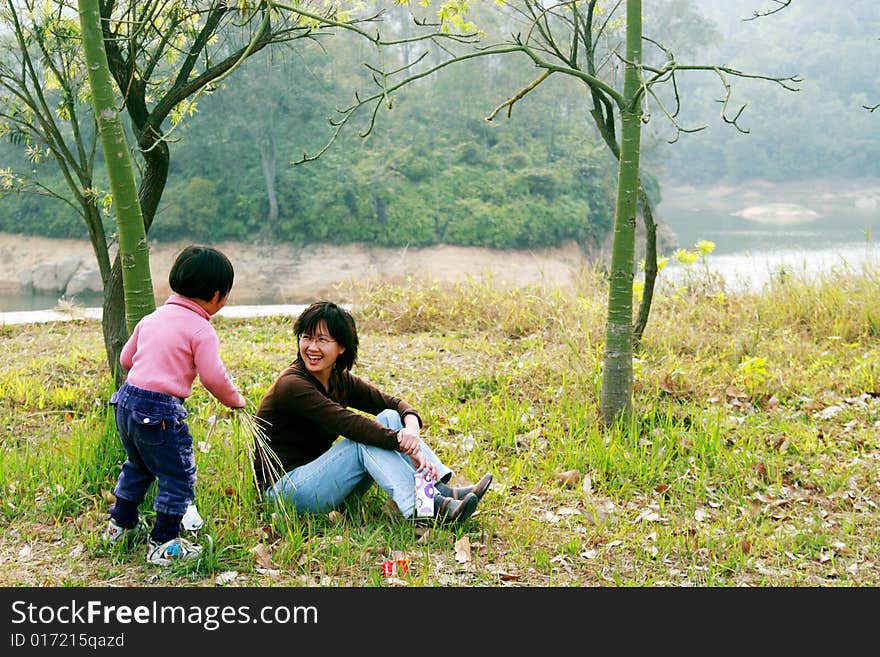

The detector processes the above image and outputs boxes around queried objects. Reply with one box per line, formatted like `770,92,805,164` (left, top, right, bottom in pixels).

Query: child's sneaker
146,536,203,566
103,518,138,545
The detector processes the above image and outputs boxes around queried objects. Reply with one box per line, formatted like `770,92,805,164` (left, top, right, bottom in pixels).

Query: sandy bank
0,233,591,305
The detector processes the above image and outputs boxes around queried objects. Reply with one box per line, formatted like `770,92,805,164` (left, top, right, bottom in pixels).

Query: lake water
0,289,104,313
656,177,880,292
3,178,878,317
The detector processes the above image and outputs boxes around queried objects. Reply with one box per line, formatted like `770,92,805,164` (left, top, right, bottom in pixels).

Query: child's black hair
168,245,234,302
294,301,359,371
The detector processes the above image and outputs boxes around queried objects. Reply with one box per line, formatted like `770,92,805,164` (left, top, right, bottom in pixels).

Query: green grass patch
1,265,879,586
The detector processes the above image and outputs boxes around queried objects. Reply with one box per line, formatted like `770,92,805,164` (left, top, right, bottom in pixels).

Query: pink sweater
120,295,245,408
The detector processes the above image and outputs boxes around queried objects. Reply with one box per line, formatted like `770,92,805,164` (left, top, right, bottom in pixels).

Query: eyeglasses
299,334,336,346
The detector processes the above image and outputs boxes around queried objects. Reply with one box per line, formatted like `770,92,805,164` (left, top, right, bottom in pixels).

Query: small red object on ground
381,558,409,577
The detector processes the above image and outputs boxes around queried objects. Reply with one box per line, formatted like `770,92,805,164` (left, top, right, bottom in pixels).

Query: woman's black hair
294,301,359,371
168,245,234,302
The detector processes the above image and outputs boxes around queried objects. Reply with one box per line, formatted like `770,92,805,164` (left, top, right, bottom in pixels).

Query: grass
1,262,879,587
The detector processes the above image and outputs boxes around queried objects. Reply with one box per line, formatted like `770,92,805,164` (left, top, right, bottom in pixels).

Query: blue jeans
265,409,453,519
110,382,195,517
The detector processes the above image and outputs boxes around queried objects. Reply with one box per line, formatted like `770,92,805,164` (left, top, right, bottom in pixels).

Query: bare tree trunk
101,262,127,381
587,86,658,350
632,183,657,346
82,203,112,283
79,0,154,338
97,84,168,381
259,118,279,226
599,0,642,424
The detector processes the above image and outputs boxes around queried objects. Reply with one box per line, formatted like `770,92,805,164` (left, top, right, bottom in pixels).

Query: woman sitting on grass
253,300,492,524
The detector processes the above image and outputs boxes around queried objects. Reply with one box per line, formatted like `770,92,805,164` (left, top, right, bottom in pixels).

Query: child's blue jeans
110,381,195,517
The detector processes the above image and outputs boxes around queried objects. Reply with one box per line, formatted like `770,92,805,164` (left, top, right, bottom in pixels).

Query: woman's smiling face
298,320,345,385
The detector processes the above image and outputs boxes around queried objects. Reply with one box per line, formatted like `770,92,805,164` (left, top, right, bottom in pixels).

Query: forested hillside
649,0,880,184
0,3,620,248
0,1,875,245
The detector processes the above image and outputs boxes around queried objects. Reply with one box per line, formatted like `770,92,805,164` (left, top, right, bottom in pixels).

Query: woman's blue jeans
265,409,452,518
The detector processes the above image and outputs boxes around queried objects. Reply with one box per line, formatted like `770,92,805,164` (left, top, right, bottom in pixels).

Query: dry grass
1,266,879,587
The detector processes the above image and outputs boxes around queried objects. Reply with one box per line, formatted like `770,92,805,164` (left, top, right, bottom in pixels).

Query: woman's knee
375,409,402,430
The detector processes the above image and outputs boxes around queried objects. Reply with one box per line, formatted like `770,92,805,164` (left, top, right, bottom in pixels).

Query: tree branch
744,1,792,21
485,70,551,121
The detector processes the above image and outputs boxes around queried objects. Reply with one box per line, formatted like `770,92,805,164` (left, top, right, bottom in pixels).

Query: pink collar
165,294,210,320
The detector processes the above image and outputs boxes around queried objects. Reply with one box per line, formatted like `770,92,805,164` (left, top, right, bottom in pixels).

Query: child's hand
221,404,244,419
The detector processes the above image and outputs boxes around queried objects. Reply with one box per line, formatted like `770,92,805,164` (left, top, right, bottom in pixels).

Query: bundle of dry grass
232,409,284,493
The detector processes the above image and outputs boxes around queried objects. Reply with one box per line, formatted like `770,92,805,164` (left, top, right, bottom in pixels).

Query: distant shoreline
0,234,590,313
659,176,880,215
0,303,310,327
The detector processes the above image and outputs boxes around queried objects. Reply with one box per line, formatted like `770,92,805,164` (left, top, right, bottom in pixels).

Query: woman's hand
409,452,438,482
396,428,421,455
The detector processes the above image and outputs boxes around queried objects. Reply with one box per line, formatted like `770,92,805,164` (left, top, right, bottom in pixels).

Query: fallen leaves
384,576,408,586
753,462,769,481
260,523,281,542
250,543,277,570
726,385,749,406
634,508,663,523
215,570,238,586
767,434,790,452
486,564,519,581
542,510,560,524
818,405,842,420
514,427,546,453
555,469,582,488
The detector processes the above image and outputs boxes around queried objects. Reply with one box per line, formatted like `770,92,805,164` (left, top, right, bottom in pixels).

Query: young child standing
103,245,246,565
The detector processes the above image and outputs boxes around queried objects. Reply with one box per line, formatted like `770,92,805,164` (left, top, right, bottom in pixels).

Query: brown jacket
254,359,421,489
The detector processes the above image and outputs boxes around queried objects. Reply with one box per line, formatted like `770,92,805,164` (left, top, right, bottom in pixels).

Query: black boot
434,492,479,525
435,473,493,502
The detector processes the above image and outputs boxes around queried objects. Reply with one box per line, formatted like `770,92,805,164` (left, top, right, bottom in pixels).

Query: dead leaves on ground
555,469,581,488
250,542,277,570
554,469,593,494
